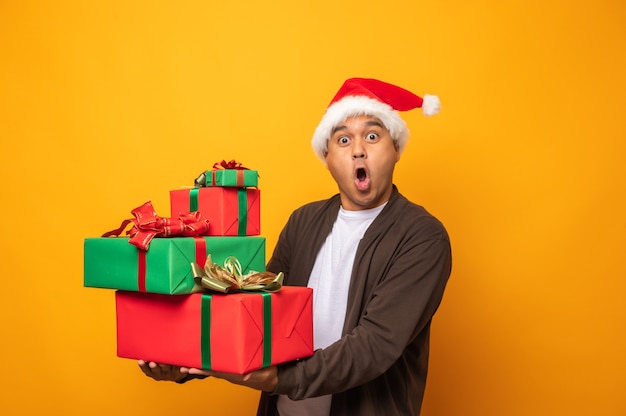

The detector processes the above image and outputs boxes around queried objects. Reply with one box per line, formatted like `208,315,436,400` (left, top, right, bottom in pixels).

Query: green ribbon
189,188,199,212
189,188,247,236
237,188,247,236
200,293,212,370
199,292,272,371
261,292,272,368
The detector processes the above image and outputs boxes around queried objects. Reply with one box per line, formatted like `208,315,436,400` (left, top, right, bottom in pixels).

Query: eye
337,136,350,145
365,132,379,141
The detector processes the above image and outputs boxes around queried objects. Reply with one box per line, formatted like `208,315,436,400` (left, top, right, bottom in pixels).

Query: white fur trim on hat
311,96,409,162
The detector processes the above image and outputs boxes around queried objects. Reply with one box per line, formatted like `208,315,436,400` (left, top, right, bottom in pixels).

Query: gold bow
191,255,284,293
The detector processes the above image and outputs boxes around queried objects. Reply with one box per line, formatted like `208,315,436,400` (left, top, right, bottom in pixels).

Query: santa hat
311,77,440,161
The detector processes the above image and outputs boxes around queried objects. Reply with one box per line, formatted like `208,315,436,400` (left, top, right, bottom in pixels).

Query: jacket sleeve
273,215,452,399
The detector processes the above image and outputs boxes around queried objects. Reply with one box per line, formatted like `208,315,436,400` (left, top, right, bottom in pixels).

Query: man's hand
180,365,277,392
138,360,188,382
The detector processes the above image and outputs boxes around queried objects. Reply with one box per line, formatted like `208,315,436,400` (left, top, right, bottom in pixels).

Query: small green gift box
83,236,266,294
195,169,258,188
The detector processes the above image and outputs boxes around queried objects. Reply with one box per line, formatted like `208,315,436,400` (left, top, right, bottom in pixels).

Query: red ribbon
211,169,246,187
212,159,249,170
102,201,210,250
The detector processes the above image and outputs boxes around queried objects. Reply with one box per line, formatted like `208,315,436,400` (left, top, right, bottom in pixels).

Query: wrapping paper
170,187,260,236
115,287,314,374
195,169,258,187
84,236,265,294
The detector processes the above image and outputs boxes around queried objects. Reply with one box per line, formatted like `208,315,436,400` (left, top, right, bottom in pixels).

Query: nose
351,140,366,159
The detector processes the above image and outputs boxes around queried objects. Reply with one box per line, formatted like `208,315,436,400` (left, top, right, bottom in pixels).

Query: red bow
102,201,210,250
213,159,249,170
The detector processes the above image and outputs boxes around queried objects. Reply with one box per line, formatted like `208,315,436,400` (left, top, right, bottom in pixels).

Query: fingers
138,360,154,377
137,360,183,381
183,367,213,377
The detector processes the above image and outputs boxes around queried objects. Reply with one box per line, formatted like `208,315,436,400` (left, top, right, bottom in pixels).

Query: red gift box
115,287,313,374
170,188,260,236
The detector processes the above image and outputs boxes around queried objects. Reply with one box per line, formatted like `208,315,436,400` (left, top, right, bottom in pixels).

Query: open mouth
355,167,370,190
356,167,367,182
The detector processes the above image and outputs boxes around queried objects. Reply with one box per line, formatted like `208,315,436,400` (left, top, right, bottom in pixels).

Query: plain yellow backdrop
1,1,625,415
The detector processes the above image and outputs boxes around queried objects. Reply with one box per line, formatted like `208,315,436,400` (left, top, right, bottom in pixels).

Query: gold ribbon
191,255,284,293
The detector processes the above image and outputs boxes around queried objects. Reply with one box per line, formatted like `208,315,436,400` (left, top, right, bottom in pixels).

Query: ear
393,141,401,162
323,149,330,169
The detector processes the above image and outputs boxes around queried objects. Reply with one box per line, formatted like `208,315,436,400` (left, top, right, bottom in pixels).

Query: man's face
325,114,400,211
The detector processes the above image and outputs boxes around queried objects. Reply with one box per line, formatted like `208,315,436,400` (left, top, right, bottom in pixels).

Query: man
139,78,452,415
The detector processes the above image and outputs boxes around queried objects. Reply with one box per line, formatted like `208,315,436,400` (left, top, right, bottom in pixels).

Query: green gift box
83,236,266,294
197,169,258,187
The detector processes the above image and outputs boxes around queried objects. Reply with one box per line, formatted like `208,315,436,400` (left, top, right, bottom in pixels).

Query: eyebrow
364,120,385,128
331,125,347,135
331,120,385,135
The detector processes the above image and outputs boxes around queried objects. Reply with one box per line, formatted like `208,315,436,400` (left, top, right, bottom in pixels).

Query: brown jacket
257,186,452,415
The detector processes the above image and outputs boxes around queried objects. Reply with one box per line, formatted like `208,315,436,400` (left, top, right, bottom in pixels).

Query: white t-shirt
276,203,386,416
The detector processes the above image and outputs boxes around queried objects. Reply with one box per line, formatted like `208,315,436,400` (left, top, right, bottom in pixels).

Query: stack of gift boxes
84,163,313,374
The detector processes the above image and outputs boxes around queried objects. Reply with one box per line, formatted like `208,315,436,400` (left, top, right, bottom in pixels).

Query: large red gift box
115,286,313,374
170,188,260,236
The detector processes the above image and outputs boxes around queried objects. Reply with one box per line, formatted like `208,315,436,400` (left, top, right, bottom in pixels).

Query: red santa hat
311,77,440,161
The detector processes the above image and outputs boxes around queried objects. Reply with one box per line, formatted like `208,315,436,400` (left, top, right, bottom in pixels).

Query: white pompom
422,94,441,116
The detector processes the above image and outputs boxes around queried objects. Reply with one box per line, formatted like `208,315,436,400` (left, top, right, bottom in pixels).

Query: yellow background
1,1,624,415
